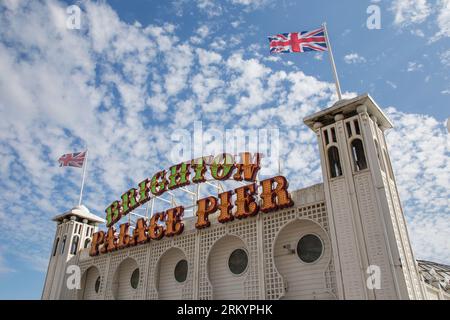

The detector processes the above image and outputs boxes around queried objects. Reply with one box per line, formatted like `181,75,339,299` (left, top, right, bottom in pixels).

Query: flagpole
322,22,342,100
78,149,88,206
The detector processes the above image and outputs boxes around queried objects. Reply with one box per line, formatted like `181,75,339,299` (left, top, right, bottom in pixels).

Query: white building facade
42,94,450,300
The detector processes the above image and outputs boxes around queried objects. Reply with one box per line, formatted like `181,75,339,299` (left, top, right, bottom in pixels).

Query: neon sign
90,153,294,256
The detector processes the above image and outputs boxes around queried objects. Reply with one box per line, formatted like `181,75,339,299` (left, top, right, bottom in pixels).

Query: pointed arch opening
60,235,67,254
52,238,59,256
350,139,368,171
70,235,80,255
327,146,343,178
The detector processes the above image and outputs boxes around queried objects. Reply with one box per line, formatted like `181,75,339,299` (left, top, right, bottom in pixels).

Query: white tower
42,205,105,300
304,94,425,300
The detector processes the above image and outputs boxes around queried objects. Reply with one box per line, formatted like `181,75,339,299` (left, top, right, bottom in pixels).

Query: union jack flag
58,151,86,168
268,27,328,54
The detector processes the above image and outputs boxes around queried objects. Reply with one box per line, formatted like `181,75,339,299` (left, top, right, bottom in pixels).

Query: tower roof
52,205,105,224
303,93,394,130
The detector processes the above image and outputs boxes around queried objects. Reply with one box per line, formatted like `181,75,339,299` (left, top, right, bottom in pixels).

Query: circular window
174,259,188,283
94,276,101,293
130,268,139,289
297,234,323,263
228,248,248,275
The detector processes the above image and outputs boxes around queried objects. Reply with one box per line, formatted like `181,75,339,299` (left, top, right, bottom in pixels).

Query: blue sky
0,0,449,299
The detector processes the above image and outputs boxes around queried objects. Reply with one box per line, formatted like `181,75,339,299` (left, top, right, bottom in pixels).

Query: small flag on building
58,151,86,168
58,149,89,206
268,27,328,54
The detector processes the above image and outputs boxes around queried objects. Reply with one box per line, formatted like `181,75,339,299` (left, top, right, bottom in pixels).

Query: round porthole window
130,268,139,289
174,259,188,283
297,234,323,263
228,248,248,275
94,276,101,293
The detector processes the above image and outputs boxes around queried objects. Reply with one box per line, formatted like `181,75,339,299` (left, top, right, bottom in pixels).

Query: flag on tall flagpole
268,27,327,53
58,150,89,206
268,23,343,100
58,151,86,168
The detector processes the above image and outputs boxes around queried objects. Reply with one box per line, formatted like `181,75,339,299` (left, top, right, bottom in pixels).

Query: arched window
297,234,323,263
228,248,249,275
327,146,343,178
84,238,91,249
61,235,67,254
174,259,188,283
52,238,59,257
130,268,140,289
351,139,368,171
70,235,79,255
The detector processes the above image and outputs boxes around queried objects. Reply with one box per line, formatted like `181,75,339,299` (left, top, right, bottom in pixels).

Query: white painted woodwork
208,235,248,300
156,247,187,300
274,219,333,300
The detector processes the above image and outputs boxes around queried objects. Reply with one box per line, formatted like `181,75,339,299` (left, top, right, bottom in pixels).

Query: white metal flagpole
78,149,88,206
322,22,343,100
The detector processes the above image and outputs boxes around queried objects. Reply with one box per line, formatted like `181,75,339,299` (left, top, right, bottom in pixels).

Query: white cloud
410,29,425,37
385,108,450,264
407,61,424,71
314,53,324,61
439,49,450,67
231,20,242,28
195,0,269,16
386,80,398,89
391,0,450,42
344,53,367,64
197,0,223,17
0,0,183,271
434,0,450,39
164,44,194,96
391,0,431,26
230,0,268,9
190,25,210,44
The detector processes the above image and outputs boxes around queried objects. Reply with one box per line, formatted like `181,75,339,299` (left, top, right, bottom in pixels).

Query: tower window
52,238,59,256
61,236,67,254
70,235,79,255
84,238,91,249
327,146,343,178
130,268,139,289
324,130,330,145
351,139,368,171
228,248,248,275
346,122,352,138
174,259,188,283
354,120,361,135
297,234,323,263
330,127,337,142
